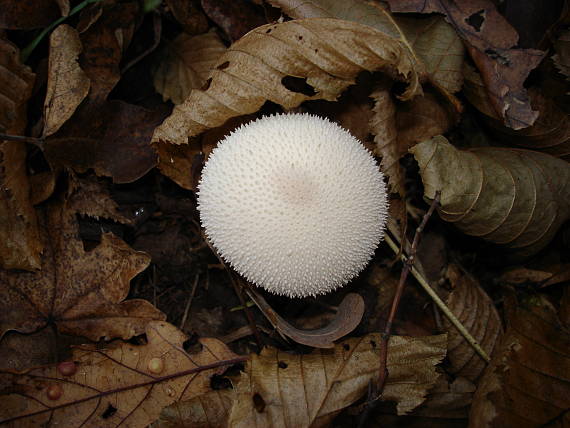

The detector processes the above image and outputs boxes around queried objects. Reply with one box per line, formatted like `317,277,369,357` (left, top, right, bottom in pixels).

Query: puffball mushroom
198,113,388,298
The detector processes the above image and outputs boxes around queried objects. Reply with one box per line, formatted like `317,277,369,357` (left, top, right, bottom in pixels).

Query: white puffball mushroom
197,113,388,298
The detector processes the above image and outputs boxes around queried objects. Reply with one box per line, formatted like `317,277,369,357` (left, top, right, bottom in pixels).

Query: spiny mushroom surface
198,113,388,298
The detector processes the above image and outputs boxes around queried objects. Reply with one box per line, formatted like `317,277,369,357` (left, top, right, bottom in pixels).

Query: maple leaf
0,196,164,342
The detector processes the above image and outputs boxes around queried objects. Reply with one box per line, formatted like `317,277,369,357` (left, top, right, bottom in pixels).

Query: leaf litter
0,0,569,427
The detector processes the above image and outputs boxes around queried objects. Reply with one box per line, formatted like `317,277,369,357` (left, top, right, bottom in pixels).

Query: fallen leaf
152,18,421,145
45,100,166,183
370,82,401,194
200,0,267,42
0,38,41,270
0,194,164,342
413,375,476,419
154,30,227,105
443,264,503,382
500,267,554,285
387,0,545,130
165,0,209,35
553,29,570,86
470,293,570,426
43,24,91,137
228,334,447,427
0,321,245,428
153,389,233,428
410,136,570,257
78,0,139,103
268,0,464,93
0,0,60,30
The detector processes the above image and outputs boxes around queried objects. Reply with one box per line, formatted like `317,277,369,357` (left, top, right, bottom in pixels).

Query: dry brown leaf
0,38,41,270
43,24,90,137
228,334,447,427
153,389,233,428
0,321,245,428
414,375,476,419
165,0,209,35
268,0,464,93
152,18,421,145
154,30,226,105
553,29,570,87
0,0,60,30
443,264,503,382
0,194,164,342
370,82,401,194
410,136,570,257
470,293,570,427
388,0,545,130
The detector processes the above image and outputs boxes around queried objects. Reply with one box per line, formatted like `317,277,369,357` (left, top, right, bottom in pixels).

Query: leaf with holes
410,136,570,258
152,18,421,146
0,321,245,428
228,334,447,427
387,0,545,130
0,188,164,342
268,0,464,93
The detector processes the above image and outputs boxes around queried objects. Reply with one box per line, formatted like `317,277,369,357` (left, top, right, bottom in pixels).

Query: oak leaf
152,18,421,145
228,334,447,427
410,136,570,257
0,321,244,428
0,195,164,342
154,30,227,105
470,293,570,426
43,24,90,137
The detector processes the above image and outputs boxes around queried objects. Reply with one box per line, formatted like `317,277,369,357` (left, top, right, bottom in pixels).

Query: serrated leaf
228,334,447,427
152,18,421,145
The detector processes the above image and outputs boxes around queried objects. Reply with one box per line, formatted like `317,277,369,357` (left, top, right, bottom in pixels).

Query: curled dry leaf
464,67,570,162
152,389,233,428
43,24,90,137
388,0,545,130
0,321,245,428
268,0,464,93
410,136,570,257
154,30,227,105
0,195,164,342
152,18,421,145
0,38,41,270
228,334,447,427
470,293,570,427
443,264,503,382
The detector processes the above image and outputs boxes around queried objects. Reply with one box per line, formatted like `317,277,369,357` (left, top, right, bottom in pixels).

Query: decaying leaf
0,194,164,342
370,82,401,194
410,136,570,257
153,389,233,428
443,264,503,382
268,0,464,93
0,0,60,30
0,38,41,270
154,30,227,105
43,24,90,137
228,334,447,427
413,375,476,419
388,0,545,130
0,321,244,428
553,29,570,85
45,100,166,183
470,293,570,427
152,18,421,145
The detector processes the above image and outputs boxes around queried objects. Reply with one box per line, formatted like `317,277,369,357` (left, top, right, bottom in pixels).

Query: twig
0,133,45,150
358,191,441,427
179,274,200,330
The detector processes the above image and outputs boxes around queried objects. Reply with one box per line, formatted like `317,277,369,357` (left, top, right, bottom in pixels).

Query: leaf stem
20,0,103,63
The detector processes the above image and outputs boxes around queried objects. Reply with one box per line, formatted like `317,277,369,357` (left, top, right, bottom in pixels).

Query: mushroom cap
198,113,388,298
